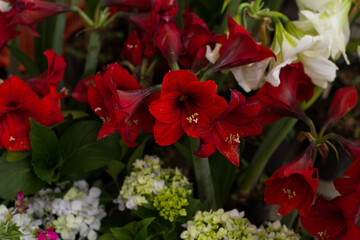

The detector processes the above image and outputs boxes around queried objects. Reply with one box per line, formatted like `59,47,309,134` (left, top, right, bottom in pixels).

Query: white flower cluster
257,220,300,240
0,205,41,240
28,180,106,240
114,155,190,211
180,209,300,240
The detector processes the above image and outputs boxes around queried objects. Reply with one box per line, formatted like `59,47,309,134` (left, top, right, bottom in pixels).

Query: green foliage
126,135,151,173
0,153,46,199
0,220,22,240
60,121,121,178
6,151,31,162
106,160,125,189
6,45,41,76
110,217,155,240
30,119,63,184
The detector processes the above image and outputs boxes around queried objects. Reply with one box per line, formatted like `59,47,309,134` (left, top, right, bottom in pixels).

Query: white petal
0,1,11,12
205,43,222,64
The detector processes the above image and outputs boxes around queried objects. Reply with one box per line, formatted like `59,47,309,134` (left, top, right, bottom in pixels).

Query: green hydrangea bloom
153,185,191,222
180,209,257,240
257,220,300,240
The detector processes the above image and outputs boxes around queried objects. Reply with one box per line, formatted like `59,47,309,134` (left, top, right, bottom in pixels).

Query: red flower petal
153,120,184,146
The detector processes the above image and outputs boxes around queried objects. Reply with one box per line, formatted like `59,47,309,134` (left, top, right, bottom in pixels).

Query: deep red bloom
152,0,178,20
88,63,158,146
264,144,318,216
0,12,19,49
7,0,69,27
24,49,66,99
0,76,63,151
324,86,358,128
155,16,182,64
211,15,275,71
336,135,360,162
334,158,360,195
121,31,143,67
249,62,314,125
72,76,95,103
195,90,262,166
149,70,227,146
179,9,214,72
301,195,360,240
37,227,59,240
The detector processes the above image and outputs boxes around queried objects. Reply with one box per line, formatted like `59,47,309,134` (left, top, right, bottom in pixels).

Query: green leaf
111,226,134,240
30,119,62,184
173,142,192,166
60,121,121,177
134,217,155,240
6,45,41,75
106,160,125,188
6,151,31,162
0,153,46,199
186,198,204,219
126,135,151,173
61,110,89,120
98,233,116,240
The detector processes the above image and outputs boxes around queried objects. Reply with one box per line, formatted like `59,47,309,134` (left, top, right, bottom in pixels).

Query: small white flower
0,0,11,13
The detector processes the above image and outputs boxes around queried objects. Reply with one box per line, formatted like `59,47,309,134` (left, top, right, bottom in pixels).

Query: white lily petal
0,0,11,12
205,43,222,64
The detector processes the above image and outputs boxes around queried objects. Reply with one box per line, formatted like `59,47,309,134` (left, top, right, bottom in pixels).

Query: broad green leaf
106,160,125,188
60,121,121,177
30,119,62,184
6,45,41,75
134,217,155,240
186,198,204,219
126,135,151,173
0,153,46,199
110,227,133,240
98,233,116,240
61,110,89,120
6,151,31,162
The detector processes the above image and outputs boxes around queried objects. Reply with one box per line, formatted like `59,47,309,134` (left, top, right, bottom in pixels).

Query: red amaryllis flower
195,90,262,166
7,0,69,27
179,9,214,72
121,31,143,67
264,144,318,216
152,0,178,21
149,70,227,146
334,158,360,195
24,49,66,99
105,0,151,11
335,135,360,162
207,15,275,92
155,16,182,64
248,62,314,125
324,86,358,128
88,63,159,146
301,194,360,240
0,76,63,151
72,76,95,103
0,12,19,49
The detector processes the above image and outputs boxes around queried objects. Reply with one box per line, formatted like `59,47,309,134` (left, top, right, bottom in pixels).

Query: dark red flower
195,90,262,166
301,194,360,240
179,9,214,72
149,70,227,146
0,12,19,49
264,144,318,216
336,135,360,162
0,76,63,151
88,63,158,146
249,62,314,125
211,15,275,71
105,0,151,11
155,16,182,64
7,0,69,27
324,86,358,128
121,31,143,67
24,49,66,99
72,76,95,103
334,158,360,195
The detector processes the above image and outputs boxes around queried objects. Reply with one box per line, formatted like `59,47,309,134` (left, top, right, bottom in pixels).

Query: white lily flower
266,23,338,88
294,0,351,63
295,0,339,12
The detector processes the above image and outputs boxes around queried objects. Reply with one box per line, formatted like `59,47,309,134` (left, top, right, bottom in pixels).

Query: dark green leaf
61,110,89,120
6,45,41,75
98,232,117,240
186,198,204,219
126,135,151,173
173,142,193,166
30,119,62,184
6,151,31,162
134,217,155,240
60,121,121,177
0,153,46,199
110,227,133,240
106,160,125,188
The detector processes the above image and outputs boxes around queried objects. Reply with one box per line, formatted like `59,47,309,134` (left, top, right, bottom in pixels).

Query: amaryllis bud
121,31,143,67
324,86,358,128
335,134,360,162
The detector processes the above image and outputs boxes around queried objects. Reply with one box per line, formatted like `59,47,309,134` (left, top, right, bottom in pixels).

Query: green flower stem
256,11,290,24
238,87,323,193
70,6,94,27
171,62,180,70
82,30,101,78
189,137,217,210
52,0,66,55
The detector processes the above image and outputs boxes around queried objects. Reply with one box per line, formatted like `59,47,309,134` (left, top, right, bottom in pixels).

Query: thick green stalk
238,87,323,193
82,30,101,78
189,137,217,210
8,38,20,76
52,0,66,55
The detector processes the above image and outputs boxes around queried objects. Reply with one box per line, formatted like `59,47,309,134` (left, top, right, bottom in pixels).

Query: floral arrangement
0,0,360,239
